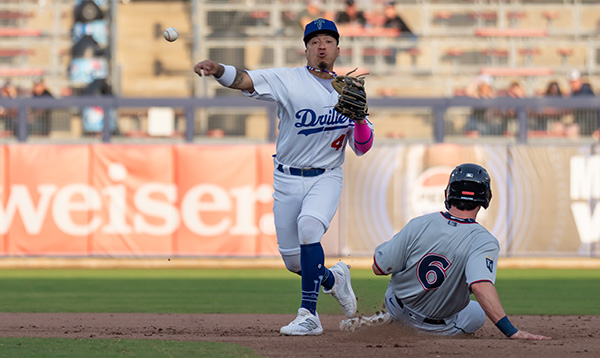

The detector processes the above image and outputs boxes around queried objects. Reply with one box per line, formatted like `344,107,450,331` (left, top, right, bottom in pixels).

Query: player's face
305,34,339,71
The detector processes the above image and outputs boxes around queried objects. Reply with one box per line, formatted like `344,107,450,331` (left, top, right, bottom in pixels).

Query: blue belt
277,164,325,177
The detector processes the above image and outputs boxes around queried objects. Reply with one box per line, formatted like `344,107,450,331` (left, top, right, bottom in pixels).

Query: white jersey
243,66,371,169
374,211,499,319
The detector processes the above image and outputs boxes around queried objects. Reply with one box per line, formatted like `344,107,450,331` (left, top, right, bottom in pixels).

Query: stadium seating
4,0,600,101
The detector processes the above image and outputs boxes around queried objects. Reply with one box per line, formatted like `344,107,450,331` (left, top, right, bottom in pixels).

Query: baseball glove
332,68,369,121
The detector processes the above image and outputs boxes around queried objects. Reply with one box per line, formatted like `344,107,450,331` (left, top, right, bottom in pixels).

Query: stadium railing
0,96,599,144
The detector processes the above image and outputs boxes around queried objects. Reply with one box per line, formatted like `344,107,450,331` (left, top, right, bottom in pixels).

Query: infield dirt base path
0,313,598,357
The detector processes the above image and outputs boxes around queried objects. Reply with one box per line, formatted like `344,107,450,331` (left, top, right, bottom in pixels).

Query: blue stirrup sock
300,243,333,315
322,264,334,290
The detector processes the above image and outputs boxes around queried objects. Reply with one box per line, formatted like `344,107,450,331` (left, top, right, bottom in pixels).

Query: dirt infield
0,313,598,357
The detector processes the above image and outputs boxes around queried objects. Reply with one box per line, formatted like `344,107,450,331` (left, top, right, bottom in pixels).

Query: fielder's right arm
194,60,254,92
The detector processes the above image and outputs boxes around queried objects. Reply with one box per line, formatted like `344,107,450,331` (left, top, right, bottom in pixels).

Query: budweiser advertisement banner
0,144,598,257
0,144,278,257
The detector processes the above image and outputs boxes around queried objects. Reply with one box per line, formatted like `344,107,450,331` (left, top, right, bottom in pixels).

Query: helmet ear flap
482,184,492,209
444,186,451,210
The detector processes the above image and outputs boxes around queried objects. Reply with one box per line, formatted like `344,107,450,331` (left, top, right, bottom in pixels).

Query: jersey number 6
417,254,451,291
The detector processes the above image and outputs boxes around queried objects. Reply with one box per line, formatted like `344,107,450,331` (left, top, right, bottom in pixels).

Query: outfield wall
341,143,599,258
0,143,598,258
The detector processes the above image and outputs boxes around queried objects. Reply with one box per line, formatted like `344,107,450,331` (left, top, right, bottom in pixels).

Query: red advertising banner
1,143,597,258
0,144,278,257
5,145,91,255
90,145,176,256
174,145,277,257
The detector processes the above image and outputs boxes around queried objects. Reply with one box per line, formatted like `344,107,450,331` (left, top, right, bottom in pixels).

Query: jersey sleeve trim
373,256,388,275
468,279,493,290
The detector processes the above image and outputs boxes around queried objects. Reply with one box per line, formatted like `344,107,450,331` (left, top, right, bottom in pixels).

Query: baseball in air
163,27,179,42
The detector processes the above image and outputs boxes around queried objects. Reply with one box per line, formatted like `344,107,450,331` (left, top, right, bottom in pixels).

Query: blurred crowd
462,69,600,138
1,0,599,139
293,0,598,139
297,0,413,35
0,77,54,136
0,77,54,102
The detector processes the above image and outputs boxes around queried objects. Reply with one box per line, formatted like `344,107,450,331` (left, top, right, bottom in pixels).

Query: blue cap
303,18,339,45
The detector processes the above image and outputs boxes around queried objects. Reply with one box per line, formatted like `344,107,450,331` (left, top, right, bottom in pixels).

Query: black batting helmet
444,163,492,210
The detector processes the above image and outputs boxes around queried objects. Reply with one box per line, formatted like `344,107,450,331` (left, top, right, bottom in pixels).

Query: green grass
494,268,600,315
1,268,599,315
0,268,357,314
0,267,598,357
0,337,259,358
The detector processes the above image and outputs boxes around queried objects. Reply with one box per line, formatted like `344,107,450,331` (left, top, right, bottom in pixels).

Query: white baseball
163,27,178,42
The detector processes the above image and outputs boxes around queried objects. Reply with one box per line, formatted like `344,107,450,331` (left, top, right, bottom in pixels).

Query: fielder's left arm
353,120,373,154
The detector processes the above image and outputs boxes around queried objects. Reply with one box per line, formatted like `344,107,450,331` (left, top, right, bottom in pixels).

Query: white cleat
323,262,357,318
280,308,323,336
339,311,392,332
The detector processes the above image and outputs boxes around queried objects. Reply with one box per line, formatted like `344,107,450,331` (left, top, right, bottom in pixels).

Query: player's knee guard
297,216,325,245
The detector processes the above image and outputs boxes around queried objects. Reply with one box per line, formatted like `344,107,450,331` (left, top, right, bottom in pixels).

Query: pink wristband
354,121,373,153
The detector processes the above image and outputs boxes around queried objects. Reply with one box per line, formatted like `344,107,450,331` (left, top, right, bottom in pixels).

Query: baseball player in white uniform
194,18,374,336
343,163,550,340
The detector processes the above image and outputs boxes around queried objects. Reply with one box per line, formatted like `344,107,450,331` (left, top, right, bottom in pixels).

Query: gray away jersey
374,211,499,319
